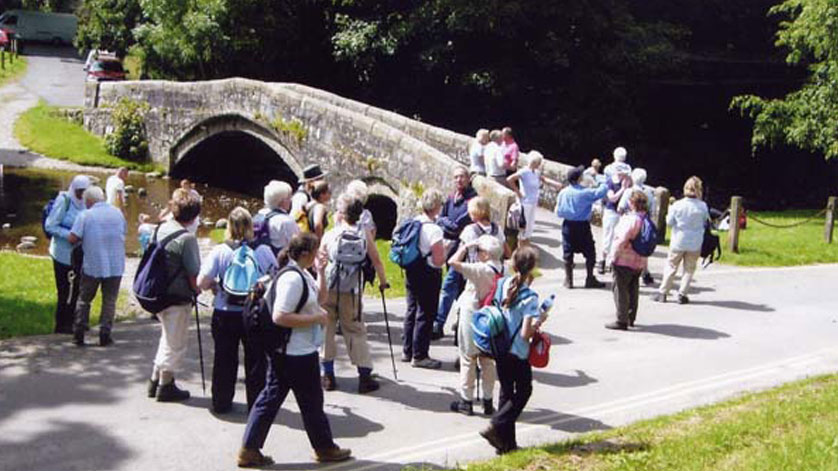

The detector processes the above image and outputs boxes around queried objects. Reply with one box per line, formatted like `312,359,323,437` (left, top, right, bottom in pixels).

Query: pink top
502,141,519,170
609,212,648,271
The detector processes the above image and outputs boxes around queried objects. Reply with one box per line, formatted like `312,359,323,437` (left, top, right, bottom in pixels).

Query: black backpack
701,222,722,267
242,265,309,354
133,226,189,314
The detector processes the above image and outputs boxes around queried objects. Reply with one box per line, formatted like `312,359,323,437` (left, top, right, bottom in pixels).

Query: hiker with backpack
253,181,300,255
145,188,202,403
238,232,352,467
599,147,632,275
619,168,657,286
448,235,505,416
397,188,446,369
197,207,278,413
291,164,327,215
654,176,710,305
478,246,548,455
506,151,563,246
433,166,478,340
320,195,389,394
605,191,653,331
300,181,331,238
45,174,90,334
343,180,376,238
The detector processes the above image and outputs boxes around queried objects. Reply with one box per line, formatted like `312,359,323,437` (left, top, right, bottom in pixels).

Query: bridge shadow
632,323,730,340
532,369,597,388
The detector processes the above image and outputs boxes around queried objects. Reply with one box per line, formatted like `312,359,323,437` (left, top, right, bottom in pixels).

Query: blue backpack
630,213,658,257
133,226,189,314
252,210,283,255
42,192,71,238
389,219,427,268
221,242,264,306
471,277,537,359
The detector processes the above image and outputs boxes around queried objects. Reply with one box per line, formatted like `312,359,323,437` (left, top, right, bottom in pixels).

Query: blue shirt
46,192,85,266
70,202,127,278
498,278,541,360
555,183,609,221
200,242,278,312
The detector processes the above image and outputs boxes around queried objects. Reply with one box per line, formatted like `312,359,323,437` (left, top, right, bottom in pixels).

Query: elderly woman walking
606,191,651,330
654,176,709,304
45,175,90,334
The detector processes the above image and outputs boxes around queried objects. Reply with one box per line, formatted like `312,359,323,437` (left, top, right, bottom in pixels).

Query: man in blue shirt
68,186,126,347
554,166,608,289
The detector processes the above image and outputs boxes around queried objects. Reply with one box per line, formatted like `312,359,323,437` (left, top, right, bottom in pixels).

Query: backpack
478,265,503,308
701,222,722,267
294,202,318,234
506,201,526,232
242,266,308,354
389,219,426,268
326,228,367,293
630,213,658,257
471,277,537,360
133,226,189,314
467,222,499,262
252,210,282,254
221,242,264,306
42,192,71,238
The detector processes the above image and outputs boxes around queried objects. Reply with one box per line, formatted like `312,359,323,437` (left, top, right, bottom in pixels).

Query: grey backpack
326,228,367,293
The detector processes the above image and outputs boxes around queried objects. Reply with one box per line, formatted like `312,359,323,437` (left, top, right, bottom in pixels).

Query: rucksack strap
272,266,309,314
155,227,189,249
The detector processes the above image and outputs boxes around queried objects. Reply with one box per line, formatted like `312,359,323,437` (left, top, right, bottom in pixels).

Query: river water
0,167,264,256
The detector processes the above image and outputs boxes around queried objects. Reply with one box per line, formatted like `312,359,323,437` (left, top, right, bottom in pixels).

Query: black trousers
561,220,596,272
211,309,266,411
491,354,533,447
242,351,335,451
53,260,80,334
612,264,641,325
404,260,442,360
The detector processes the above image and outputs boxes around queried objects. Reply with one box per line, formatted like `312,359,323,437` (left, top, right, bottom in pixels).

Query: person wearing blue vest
554,165,609,289
433,166,477,339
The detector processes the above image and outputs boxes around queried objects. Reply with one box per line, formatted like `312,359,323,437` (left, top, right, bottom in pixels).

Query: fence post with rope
826,196,836,244
728,196,742,253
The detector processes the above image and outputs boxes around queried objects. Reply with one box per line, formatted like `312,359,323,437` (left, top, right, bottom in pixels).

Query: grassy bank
0,252,136,339
0,52,26,86
13,101,159,172
449,373,838,471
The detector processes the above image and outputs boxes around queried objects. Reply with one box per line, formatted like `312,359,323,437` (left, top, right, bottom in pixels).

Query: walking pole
378,286,398,381
193,296,206,395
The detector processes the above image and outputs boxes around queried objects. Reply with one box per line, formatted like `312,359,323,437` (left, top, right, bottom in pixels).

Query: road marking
324,347,838,471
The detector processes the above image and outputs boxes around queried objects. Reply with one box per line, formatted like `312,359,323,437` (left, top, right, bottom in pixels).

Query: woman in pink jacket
605,191,650,330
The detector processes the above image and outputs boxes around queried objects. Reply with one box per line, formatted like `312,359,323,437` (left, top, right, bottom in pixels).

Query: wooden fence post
825,196,836,244
1,49,4,70
654,187,670,243
729,196,742,253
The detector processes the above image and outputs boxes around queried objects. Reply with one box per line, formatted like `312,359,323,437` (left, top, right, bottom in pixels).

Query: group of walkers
42,135,710,465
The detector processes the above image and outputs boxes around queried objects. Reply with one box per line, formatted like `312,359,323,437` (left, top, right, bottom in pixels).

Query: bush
105,98,150,162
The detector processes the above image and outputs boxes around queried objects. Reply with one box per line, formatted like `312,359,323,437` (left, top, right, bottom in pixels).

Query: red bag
478,266,503,308
529,330,551,368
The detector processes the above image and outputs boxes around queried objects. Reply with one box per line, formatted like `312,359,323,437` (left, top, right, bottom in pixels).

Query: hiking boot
642,272,655,286
482,399,495,416
156,381,190,402
313,446,352,463
321,373,337,391
147,379,159,398
358,375,380,394
597,260,606,275
584,276,605,289
412,357,442,369
237,447,274,468
480,425,506,453
678,294,690,305
604,321,628,331
450,400,474,416
563,264,573,289
400,353,412,363
99,333,113,347
73,331,85,347
652,293,667,303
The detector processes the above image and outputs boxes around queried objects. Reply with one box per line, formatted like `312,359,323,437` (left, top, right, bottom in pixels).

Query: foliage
447,373,838,471
0,52,27,87
731,0,838,159
14,101,159,171
105,97,150,162
270,116,308,146
75,0,143,58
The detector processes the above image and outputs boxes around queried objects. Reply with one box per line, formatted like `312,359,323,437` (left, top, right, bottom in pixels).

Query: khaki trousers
659,250,700,296
322,290,372,369
153,303,191,377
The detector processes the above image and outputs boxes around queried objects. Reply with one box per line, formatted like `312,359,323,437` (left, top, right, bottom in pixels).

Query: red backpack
479,265,504,307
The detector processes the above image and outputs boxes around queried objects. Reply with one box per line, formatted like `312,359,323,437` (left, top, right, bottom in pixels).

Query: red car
0,29,9,49
85,59,126,82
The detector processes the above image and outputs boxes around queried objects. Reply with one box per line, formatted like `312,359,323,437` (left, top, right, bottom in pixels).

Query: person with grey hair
345,180,376,238
67,186,126,347
401,188,446,369
484,130,506,186
506,151,563,245
469,129,490,176
255,180,300,254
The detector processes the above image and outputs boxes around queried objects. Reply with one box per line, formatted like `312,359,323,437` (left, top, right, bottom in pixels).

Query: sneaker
358,375,380,394
147,379,159,398
479,426,506,453
678,294,690,305
313,446,352,463
237,447,274,468
584,276,605,289
604,321,628,331
412,357,442,369
450,400,474,416
321,373,337,391
99,334,113,347
482,399,494,416
156,380,190,402
652,293,667,303
400,353,412,363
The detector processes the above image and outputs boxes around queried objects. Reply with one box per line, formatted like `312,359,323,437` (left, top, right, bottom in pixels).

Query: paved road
19,44,86,107
2,208,837,471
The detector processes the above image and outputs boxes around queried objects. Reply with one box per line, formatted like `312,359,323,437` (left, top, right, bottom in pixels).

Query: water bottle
539,294,556,317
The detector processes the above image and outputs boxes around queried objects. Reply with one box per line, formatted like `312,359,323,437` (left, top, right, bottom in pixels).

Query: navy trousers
211,309,266,412
404,260,442,360
491,354,533,448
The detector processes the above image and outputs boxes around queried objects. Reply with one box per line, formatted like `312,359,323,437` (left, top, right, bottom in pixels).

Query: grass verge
13,100,160,172
0,252,138,339
0,52,27,86
445,373,838,471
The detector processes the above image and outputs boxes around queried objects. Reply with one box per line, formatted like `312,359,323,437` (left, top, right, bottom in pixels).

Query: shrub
105,98,150,162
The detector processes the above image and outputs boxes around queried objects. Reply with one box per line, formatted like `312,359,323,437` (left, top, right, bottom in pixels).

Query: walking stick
193,296,206,395
378,286,398,381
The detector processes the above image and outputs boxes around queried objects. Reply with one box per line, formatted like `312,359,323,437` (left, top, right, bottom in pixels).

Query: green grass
365,239,406,298
14,101,160,172
0,51,26,86
0,252,137,339
446,373,838,471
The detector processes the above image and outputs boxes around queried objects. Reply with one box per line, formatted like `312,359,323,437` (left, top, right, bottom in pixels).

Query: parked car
0,29,8,49
86,59,126,82
0,10,77,45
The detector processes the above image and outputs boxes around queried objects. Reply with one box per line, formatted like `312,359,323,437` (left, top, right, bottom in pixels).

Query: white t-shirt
460,221,505,262
416,214,444,268
484,142,504,177
272,261,323,356
105,175,125,206
468,140,485,174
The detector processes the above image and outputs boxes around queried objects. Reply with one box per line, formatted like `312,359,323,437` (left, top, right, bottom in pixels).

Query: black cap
567,165,585,183
300,164,327,182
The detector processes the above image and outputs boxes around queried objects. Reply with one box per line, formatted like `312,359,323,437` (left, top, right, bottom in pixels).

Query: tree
731,0,838,159
75,0,143,57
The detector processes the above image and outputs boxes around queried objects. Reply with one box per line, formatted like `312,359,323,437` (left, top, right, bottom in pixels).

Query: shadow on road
633,323,730,340
688,300,774,312
533,369,597,388
521,408,611,433
20,44,82,60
